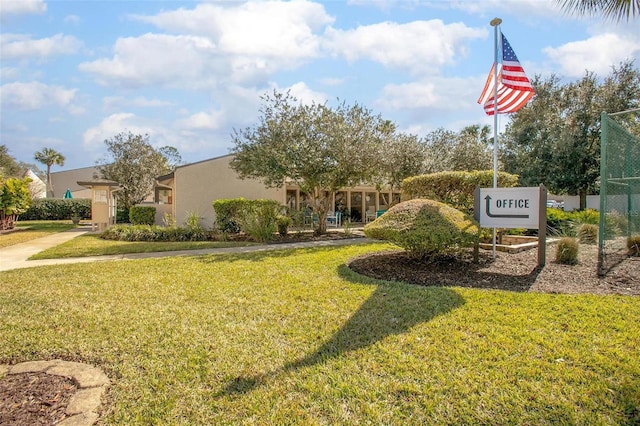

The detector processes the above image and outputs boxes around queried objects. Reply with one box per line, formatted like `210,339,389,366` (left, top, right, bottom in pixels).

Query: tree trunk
311,187,331,235
579,188,587,210
46,164,53,198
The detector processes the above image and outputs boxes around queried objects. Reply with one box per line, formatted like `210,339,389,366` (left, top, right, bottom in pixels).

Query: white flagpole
490,17,501,259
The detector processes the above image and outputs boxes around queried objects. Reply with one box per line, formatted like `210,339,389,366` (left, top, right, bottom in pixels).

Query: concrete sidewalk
0,228,372,272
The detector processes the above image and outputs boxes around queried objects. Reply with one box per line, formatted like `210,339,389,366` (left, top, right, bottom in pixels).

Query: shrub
546,208,573,236
364,198,478,259
572,209,599,225
238,200,281,242
276,215,292,236
116,208,130,224
213,198,247,233
628,235,640,257
576,223,598,244
401,170,519,214
1,177,32,230
20,198,91,221
129,206,156,225
555,237,579,264
101,224,213,242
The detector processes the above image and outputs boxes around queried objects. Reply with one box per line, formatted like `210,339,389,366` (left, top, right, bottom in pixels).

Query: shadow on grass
217,265,465,396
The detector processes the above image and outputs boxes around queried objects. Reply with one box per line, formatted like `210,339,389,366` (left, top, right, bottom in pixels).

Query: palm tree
557,0,639,21
34,148,65,197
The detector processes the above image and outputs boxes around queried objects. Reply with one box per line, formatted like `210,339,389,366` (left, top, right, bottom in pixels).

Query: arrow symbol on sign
485,195,530,219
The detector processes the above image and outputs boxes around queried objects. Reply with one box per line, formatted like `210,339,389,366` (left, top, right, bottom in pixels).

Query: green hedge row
101,224,210,242
20,198,91,221
212,198,284,242
129,206,156,225
402,170,519,214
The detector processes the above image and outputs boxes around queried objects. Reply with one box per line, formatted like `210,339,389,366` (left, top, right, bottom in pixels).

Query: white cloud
78,33,222,89
0,0,46,17
0,33,83,60
82,113,146,148
0,81,78,111
320,77,347,87
133,1,333,60
176,110,225,130
64,14,81,24
283,81,328,105
1,67,19,80
377,75,488,113
543,32,640,77
324,20,486,75
103,96,174,110
431,0,563,20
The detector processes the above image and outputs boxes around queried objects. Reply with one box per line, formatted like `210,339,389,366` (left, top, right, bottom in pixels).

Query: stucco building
156,154,401,229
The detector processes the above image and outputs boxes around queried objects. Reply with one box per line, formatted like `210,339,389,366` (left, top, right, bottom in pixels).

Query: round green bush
364,198,478,259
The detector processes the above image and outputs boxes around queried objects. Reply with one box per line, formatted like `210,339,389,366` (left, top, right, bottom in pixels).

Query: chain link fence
598,111,640,275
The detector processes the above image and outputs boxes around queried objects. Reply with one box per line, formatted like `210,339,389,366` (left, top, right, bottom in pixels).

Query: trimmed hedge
20,198,91,221
364,198,479,259
212,198,284,242
129,206,156,225
401,170,519,214
101,224,210,242
212,198,247,233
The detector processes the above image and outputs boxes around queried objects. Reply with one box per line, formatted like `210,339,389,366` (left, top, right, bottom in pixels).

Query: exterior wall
50,166,99,199
174,155,284,229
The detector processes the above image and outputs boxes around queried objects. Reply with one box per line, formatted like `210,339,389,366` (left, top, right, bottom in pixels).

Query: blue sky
2,0,639,171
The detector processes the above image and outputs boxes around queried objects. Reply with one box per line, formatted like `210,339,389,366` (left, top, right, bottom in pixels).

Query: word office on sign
475,186,544,229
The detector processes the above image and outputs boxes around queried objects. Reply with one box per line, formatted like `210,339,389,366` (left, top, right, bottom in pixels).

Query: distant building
49,166,100,199
24,169,46,199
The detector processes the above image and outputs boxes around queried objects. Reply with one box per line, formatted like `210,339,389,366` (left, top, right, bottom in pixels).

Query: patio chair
326,211,341,228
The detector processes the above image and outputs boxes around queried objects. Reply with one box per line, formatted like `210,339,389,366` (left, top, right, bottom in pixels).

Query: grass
28,233,258,259
0,221,76,248
1,243,639,424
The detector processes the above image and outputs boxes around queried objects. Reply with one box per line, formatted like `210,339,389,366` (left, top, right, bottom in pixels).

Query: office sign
475,186,544,229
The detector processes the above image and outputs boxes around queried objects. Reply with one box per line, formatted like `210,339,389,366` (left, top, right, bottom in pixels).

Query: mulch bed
348,243,639,296
0,372,77,425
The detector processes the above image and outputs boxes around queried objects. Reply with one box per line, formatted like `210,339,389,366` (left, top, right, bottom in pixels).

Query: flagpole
490,17,501,259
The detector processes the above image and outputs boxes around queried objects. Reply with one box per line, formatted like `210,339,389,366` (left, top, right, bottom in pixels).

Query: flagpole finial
490,17,502,26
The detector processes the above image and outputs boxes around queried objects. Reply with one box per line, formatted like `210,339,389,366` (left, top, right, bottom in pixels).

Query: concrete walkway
0,228,372,272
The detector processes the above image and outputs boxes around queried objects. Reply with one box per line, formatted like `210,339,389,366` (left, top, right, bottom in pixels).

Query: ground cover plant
0,221,75,249
1,243,639,424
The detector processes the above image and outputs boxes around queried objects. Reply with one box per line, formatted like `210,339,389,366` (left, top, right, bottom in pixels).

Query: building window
94,189,108,203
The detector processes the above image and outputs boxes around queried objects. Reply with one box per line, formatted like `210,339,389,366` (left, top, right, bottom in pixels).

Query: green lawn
1,243,638,424
29,233,258,259
0,221,76,248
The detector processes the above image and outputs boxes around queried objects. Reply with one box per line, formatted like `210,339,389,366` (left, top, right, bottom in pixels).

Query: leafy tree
230,90,401,234
0,176,32,230
449,125,494,171
34,147,65,197
373,130,426,192
557,0,639,21
503,60,640,209
0,145,23,177
97,132,180,210
423,125,494,173
423,128,457,173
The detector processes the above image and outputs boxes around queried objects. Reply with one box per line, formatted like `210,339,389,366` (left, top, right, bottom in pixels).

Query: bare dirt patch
348,243,639,296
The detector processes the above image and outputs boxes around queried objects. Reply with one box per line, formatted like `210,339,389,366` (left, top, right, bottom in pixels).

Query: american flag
478,32,534,115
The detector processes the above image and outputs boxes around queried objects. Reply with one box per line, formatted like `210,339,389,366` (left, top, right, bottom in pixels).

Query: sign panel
476,187,542,229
